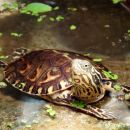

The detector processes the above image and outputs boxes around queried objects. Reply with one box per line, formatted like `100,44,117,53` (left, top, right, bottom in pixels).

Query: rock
0,0,17,11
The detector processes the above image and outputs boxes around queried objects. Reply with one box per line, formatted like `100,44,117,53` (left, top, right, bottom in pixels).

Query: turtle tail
0,60,8,68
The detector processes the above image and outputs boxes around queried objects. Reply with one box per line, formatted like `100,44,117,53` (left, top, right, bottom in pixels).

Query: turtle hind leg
12,47,29,60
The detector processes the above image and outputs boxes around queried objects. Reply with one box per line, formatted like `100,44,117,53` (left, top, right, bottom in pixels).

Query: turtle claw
79,105,115,120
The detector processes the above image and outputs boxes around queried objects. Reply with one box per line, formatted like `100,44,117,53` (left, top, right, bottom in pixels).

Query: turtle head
72,59,103,87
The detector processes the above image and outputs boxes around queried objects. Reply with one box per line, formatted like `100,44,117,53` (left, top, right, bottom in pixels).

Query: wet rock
0,0,17,11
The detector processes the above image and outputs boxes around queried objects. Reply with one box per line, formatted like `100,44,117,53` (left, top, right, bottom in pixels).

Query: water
0,0,130,130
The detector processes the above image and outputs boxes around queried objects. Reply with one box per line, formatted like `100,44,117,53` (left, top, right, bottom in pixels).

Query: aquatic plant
37,15,47,22
0,33,3,37
112,0,124,4
113,84,121,92
70,25,77,30
10,32,23,37
103,70,118,80
71,100,86,109
127,30,130,36
20,3,52,16
0,55,8,60
93,58,103,62
45,105,56,118
56,15,64,21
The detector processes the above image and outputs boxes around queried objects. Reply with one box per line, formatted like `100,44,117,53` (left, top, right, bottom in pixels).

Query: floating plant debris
70,25,77,30
49,17,55,21
68,7,77,11
71,100,86,109
0,32,3,37
103,70,118,80
37,15,47,22
93,58,103,62
20,3,52,16
10,32,23,37
53,6,60,11
56,15,64,21
45,105,56,118
114,84,121,92
112,0,123,4
0,55,8,60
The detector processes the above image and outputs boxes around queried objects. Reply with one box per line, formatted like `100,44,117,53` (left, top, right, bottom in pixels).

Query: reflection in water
15,96,46,130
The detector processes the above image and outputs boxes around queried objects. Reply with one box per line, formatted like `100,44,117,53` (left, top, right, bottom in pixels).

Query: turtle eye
85,64,88,67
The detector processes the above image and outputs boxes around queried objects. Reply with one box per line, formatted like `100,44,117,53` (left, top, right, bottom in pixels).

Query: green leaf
93,58,102,62
10,32,23,37
37,15,46,22
103,70,118,80
53,6,60,11
20,3,52,16
68,7,77,11
0,32,3,37
0,55,8,60
114,84,121,92
112,0,123,4
56,15,64,21
49,17,55,22
46,105,56,118
70,25,77,30
71,100,86,109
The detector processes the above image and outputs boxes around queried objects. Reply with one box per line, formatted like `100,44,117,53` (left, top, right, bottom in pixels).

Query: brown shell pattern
4,49,107,95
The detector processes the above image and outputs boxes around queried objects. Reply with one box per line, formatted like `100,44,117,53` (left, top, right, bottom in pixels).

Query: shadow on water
0,0,130,129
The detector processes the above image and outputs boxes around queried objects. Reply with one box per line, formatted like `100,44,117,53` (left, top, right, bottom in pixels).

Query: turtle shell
4,49,106,95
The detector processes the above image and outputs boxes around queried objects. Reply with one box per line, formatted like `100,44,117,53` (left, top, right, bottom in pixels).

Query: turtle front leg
51,99,115,120
102,80,130,103
43,90,115,120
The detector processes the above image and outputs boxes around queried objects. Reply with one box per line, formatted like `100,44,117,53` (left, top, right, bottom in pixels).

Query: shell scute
4,50,75,95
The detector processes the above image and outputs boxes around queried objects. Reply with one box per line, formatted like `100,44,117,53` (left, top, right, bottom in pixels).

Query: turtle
0,48,129,120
